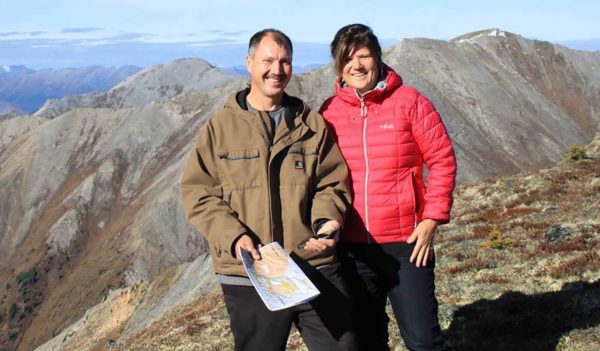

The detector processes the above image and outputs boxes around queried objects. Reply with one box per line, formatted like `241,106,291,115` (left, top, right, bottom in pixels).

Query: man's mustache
265,73,287,79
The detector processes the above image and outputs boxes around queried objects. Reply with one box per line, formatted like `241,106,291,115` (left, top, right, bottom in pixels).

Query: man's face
246,34,292,100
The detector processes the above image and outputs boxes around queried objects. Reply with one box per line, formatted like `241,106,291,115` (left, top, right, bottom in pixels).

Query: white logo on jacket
379,123,393,129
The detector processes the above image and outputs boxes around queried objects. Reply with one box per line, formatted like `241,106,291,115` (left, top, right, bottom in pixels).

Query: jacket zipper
411,171,418,228
266,118,302,245
353,84,385,243
358,93,370,243
255,111,275,244
267,143,274,243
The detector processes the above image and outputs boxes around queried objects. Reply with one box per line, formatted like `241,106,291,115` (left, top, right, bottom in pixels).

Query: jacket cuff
311,204,344,229
312,218,329,235
229,232,247,259
422,208,450,224
218,228,247,259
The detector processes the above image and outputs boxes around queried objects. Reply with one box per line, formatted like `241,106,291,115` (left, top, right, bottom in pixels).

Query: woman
320,24,456,351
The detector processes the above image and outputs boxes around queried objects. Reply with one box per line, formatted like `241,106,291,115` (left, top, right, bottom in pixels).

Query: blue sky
2,0,600,69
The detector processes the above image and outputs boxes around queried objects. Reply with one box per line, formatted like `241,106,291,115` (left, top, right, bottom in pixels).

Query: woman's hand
407,219,439,267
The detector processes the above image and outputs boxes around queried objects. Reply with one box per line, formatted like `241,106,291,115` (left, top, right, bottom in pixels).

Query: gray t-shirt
247,99,285,138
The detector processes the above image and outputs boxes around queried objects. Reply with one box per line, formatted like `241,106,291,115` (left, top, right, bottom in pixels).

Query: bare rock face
34,58,240,119
1,29,599,350
0,114,46,149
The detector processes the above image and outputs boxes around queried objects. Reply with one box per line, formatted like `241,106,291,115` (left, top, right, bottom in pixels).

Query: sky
1,0,600,69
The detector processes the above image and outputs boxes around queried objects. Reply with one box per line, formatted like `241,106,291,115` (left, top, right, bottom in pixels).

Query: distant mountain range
0,61,336,119
0,28,599,350
556,38,600,52
0,65,142,114
224,63,325,76
2,33,596,117
33,58,238,119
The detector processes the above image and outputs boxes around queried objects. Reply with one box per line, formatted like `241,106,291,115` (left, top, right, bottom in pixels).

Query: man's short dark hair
330,23,382,76
248,29,293,57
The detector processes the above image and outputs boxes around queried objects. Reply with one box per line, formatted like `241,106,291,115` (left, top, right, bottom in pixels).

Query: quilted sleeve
410,93,457,223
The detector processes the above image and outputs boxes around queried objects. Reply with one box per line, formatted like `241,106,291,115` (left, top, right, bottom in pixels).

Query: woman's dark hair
330,23,382,76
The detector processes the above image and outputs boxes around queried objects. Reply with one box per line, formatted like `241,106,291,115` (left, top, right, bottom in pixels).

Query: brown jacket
181,89,352,276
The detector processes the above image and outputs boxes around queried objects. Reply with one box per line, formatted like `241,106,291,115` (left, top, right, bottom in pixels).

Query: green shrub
480,226,513,250
16,270,37,286
8,303,17,320
562,145,588,162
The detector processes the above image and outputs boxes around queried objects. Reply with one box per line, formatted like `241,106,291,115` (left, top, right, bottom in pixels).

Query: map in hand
240,242,320,311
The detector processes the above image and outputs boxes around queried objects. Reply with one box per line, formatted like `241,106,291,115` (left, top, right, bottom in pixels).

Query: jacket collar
233,87,306,131
334,64,403,106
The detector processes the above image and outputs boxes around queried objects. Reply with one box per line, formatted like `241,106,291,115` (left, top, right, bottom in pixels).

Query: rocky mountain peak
0,65,35,75
452,28,513,43
33,58,240,119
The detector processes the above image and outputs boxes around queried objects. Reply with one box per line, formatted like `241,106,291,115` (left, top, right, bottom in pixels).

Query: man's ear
246,55,252,74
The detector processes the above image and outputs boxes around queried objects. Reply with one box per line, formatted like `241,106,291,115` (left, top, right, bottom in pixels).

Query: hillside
34,133,598,351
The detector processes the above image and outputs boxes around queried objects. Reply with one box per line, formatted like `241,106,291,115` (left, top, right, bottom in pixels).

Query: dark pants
221,263,358,351
339,243,447,351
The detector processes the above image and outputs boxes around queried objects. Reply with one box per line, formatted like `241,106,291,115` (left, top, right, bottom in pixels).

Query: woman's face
341,45,379,95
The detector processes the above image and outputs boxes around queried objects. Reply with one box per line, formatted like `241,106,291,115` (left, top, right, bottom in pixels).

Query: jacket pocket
410,171,418,227
217,148,261,187
213,243,239,269
396,170,418,228
409,172,417,210
218,149,260,160
283,146,318,185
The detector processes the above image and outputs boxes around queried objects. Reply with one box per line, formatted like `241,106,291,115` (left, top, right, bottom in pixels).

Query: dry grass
549,252,600,279
443,256,489,275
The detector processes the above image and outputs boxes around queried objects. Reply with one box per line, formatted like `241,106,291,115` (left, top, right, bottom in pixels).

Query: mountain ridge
0,65,142,114
33,58,241,119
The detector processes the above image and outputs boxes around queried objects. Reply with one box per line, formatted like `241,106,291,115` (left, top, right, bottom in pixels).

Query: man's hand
303,220,341,252
234,234,261,261
407,219,439,267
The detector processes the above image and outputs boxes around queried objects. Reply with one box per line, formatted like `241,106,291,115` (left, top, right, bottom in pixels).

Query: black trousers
221,263,358,351
339,242,448,351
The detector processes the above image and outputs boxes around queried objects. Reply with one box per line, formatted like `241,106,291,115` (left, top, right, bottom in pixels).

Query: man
181,29,356,351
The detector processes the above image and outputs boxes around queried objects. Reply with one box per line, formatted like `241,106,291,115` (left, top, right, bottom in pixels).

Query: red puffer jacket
320,65,456,243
